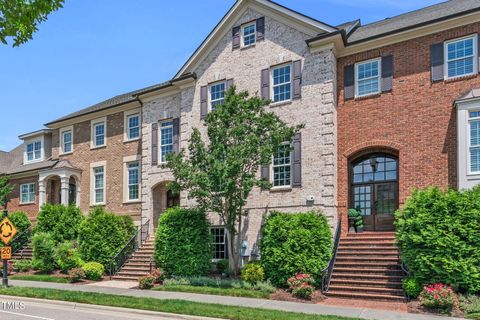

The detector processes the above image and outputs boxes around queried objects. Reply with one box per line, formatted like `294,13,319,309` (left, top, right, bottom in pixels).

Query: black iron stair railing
11,227,33,256
108,229,139,278
321,217,342,293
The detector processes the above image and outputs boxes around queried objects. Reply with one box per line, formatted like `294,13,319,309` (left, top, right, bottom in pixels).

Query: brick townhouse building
1,0,480,290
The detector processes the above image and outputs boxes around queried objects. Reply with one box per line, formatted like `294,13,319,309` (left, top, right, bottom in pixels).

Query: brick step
327,290,405,302
338,247,398,252
336,254,399,259
334,261,401,269
338,242,396,248
128,258,152,264
124,262,150,267
343,236,396,241
336,256,400,263
329,284,404,296
330,278,402,289
331,273,403,282
136,250,154,254
132,253,154,258
333,267,403,276
121,267,151,272
111,276,140,281
117,271,150,277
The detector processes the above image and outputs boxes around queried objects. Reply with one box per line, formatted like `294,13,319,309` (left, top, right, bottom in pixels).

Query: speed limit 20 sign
1,247,11,260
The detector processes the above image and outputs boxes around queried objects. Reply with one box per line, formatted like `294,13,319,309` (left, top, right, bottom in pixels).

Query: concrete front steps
326,232,405,302
111,236,155,281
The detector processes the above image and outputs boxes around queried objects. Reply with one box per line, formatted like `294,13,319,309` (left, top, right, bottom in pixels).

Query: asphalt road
0,296,215,320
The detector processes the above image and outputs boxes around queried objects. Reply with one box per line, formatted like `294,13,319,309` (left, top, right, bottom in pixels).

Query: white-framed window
445,35,477,80
126,113,140,141
91,118,106,148
272,64,292,103
211,227,227,260
127,161,140,201
93,166,105,204
60,126,73,155
209,82,226,111
242,22,256,47
469,111,480,173
272,143,291,187
160,121,174,163
25,140,42,163
20,183,35,204
355,58,381,97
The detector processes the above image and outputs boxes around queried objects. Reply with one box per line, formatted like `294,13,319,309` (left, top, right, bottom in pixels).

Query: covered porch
38,160,82,208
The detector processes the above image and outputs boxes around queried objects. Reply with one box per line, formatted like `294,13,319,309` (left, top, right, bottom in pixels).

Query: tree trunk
226,228,236,274
234,211,243,275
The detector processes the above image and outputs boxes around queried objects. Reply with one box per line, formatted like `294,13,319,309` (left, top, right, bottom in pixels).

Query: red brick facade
337,23,480,233
8,176,40,220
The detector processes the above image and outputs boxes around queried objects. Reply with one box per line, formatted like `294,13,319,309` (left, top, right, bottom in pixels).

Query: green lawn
10,275,68,283
0,287,358,320
155,285,271,299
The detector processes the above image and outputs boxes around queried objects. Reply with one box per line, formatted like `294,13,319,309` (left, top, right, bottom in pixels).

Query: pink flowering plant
419,283,457,311
287,273,315,299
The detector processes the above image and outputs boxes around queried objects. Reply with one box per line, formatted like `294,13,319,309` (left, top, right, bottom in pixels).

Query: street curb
0,294,224,320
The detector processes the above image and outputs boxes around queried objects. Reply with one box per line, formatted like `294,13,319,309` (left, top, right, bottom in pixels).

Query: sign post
0,211,17,288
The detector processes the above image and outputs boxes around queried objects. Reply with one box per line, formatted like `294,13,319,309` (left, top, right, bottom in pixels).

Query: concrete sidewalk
8,280,464,320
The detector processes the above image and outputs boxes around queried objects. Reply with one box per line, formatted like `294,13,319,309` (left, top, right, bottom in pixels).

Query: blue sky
0,0,441,151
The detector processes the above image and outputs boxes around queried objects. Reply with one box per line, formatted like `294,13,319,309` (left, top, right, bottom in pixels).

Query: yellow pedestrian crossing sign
0,217,17,245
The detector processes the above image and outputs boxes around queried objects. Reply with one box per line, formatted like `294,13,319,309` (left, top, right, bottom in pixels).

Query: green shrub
8,211,32,247
216,259,229,275
139,275,156,289
54,241,84,273
241,263,265,284
13,259,32,272
460,295,480,316
292,284,315,300
31,232,56,273
395,187,480,293
78,207,135,268
35,204,84,243
419,284,456,312
403,277,422,299
253,280,276,294
154,207,211,277
348,208,364,228
67,268,85,283
82,262,104,281
261,211,332,287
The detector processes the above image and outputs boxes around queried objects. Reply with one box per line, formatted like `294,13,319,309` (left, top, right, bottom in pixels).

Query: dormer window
26,140,42,163
242,22,256,47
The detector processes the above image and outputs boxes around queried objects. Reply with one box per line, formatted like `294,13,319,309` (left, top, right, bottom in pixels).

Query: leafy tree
0,0,64,46
0,176,13,210
164,88,302,273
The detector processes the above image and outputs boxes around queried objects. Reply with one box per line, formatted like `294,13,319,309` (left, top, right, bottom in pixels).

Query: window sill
90,203,105,207
59,152,73,156
240,44,256,51
90,145,106,150
354,92,381,100
123,200,141,204
19,202,35,206
270,100,293,108
269,186,292,192
443,73,478,83
24,159,43,165
124,138,140,143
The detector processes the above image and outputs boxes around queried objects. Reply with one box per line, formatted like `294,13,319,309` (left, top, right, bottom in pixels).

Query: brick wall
337,23,480,233
7,176,39,221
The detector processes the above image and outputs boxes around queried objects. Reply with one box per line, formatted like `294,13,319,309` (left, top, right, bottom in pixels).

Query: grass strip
155,285,270,299
0,286,358,320
10,275,68,283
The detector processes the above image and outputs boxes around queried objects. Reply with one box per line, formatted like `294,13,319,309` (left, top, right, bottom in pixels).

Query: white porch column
38,179,46,210
76,184,81,207
60,176,70,206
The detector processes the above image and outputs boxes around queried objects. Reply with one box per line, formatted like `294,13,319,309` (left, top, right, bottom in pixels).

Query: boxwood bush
396,186,480,293
154,207,211,277
78,207,136,269
261,211,333,287
35,204,84,243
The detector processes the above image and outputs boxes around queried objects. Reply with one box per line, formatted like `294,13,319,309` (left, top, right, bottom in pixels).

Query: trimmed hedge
260,211,333,287
35,204,84,243
78,207,136,269
396,187,480,293
154,207,211,277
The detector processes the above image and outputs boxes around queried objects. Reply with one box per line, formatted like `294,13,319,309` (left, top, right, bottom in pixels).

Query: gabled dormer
18,129,53,165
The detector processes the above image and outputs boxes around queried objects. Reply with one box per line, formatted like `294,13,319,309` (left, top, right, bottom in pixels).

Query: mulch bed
407,300,465,318
270,289,326,304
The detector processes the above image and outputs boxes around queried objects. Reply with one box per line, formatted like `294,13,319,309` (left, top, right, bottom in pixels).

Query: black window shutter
151,123,158,166
172,118,180,154
226,79,234,90
200,85,208,119
292,60,302,99
292,132,302,187
256,17,265,41
381,55,393,93
232,26,241,50
261,68,270,100
261,165,270,182
431,43,444,82
344,65,355,100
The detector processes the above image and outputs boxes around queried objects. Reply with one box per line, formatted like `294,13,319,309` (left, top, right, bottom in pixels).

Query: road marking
0,310,55,320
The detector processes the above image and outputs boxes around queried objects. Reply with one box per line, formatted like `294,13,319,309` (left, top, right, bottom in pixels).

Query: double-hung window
209,82,226,111
469,111,480,173
445,36,477,79
92,120,106,148
20,183,35,204
272,144,291,187
127,114,140,140
355,58,381,97
211,227,227,260
26,141,42,162
242,22,256,47
160,121,174,163
272,64,291,103
127,162,140,201
93,166,105,204
61,129,73,154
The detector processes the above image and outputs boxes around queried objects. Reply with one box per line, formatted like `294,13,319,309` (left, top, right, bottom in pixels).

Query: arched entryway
152,182,180,227
350,153,398,231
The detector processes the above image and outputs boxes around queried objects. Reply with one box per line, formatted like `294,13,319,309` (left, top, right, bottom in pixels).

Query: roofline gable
174,0,336,78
